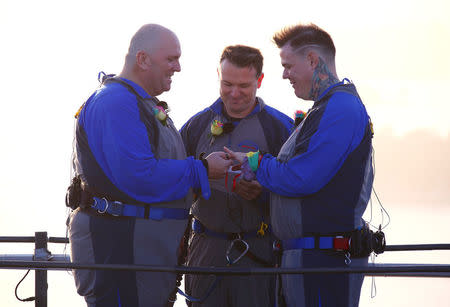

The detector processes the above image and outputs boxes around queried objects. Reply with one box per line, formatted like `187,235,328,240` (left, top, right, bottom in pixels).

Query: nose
230,86,240,98
282,68,289,79
173,60,181,72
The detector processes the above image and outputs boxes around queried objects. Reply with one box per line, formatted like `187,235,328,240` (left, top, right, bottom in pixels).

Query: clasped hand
207,147,262,200
205,152,232,179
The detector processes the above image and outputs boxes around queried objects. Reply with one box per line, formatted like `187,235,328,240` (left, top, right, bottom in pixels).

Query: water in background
1,203,448,307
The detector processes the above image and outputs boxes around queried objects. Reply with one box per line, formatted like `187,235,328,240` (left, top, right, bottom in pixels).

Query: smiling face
218,59,262,118
144,33,181,96
280,44,314,100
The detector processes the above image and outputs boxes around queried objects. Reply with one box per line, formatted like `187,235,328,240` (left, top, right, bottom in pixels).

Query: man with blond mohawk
67,24,231,307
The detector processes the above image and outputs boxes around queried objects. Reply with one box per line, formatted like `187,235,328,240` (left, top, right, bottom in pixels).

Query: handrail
1,260,450,275
2,236,450,252
0,236,69,244
1,232,449,307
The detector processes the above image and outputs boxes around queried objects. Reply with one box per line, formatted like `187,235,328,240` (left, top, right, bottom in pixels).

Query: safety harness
66,176,189,221
282,236,350,250
169,218,274,305
272,227,385,307
67,73,189,221
274,226,386,262
90,197,189,220
192,218,273,267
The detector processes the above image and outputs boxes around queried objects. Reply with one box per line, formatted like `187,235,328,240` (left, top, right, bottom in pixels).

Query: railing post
34,232,48,307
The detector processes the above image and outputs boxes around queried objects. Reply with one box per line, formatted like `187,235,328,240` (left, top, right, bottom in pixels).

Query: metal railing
1,232,450,307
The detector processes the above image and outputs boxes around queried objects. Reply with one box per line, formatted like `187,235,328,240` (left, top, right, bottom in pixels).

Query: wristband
199,152,209,174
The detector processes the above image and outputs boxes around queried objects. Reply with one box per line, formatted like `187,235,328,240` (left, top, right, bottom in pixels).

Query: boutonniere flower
210,120,224,136
153,106,168,126
209,120,236,146
209,120,224,145
294,110,306,127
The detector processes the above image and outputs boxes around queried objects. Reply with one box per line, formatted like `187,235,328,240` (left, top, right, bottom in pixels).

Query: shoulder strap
100,73,162,153
320,82,361,103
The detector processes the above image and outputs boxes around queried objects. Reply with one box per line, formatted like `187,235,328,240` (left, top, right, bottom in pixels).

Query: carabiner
226,238,249,265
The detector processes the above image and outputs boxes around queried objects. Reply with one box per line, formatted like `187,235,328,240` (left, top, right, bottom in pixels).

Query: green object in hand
246,151,260,172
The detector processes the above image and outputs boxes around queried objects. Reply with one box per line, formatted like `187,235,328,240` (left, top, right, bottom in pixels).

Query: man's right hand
206,152,233,179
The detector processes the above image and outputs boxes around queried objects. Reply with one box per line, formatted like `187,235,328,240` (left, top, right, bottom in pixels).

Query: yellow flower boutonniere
208,120,235,146
153,106,168,126
211,120,224,136
209,120,224,145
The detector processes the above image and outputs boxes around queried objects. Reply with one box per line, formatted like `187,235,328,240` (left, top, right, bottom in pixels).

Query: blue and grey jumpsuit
68,77,209,307
180,97,293,307
256,81,374,307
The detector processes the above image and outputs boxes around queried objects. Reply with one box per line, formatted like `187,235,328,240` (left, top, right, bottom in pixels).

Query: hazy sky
0,0,449,306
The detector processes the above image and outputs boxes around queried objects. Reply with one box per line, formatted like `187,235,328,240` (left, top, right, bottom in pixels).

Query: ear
257,73,264,88
217,67,220,80
306,51,319,70
136,50,150,70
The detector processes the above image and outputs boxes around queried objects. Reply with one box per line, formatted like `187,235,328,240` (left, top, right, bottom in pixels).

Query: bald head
119,24,181,96
126,24,178,64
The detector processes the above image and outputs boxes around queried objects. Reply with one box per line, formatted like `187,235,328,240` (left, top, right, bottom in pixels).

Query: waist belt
90,197,189,220
280,228,387,260
282,236,350,251
192,218,270,240
192,218,273,267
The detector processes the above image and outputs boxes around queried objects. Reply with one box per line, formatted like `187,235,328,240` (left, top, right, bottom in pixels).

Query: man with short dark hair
226,24,374,306
67,24,232,307
180,45,293,307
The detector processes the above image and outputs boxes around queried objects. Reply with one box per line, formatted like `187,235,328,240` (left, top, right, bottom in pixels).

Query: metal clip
226,238,249,265
257,222,268,237
97,198,109,214
344,252,352,265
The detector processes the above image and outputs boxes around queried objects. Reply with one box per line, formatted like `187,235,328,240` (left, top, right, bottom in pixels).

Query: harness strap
282,236,350,251
91,197,189,220
192,218,270,240
192,218,273,267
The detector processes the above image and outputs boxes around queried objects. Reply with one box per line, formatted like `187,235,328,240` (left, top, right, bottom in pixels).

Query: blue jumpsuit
256,80,374,306
68,77,209,307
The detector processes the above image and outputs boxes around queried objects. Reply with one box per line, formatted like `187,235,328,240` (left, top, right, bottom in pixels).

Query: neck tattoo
308,57,339,101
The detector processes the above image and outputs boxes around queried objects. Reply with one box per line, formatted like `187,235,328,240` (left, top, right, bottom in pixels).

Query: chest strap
91,197,189,220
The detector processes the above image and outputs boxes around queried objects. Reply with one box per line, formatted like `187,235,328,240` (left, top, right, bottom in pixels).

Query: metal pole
1,260,450,275
34,232,48,307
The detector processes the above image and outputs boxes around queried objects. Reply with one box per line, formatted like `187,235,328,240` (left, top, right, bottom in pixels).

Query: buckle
333,236,350,251
108,201,123,216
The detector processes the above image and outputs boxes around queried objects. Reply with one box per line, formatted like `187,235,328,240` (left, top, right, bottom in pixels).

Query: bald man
67,24,231,307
